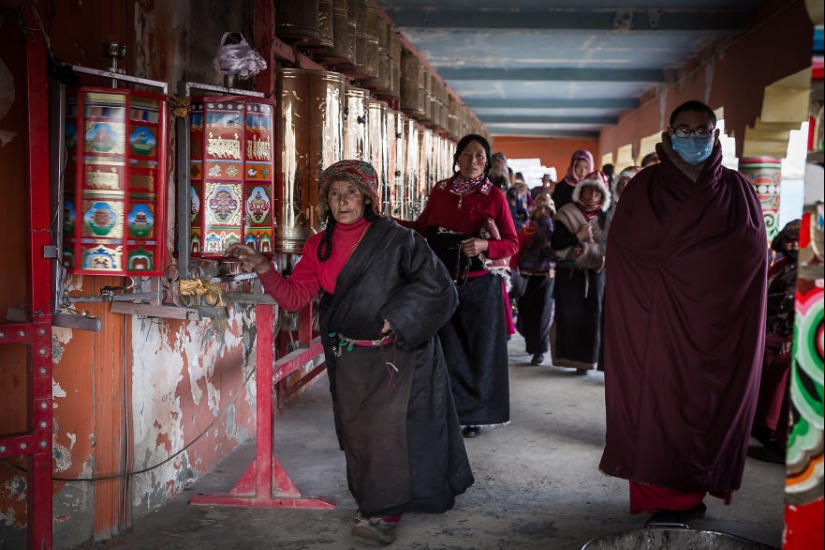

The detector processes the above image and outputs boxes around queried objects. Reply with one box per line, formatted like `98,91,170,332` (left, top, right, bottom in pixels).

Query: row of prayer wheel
62,72,462,275
272,0,486,140
274,0,398,95
188,68,457,258
271,68,457,255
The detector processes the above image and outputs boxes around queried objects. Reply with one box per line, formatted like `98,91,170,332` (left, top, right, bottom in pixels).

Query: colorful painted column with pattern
782,21,824,550
739,156,783,243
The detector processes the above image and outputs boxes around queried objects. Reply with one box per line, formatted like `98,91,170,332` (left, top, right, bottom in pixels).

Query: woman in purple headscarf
551,149,594,210
227,160,473,547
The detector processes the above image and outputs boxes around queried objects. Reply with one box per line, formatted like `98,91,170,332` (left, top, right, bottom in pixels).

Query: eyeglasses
672,126,714,138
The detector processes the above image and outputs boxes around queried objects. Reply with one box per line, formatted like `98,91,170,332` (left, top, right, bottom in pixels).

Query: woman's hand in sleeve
225,243,272,274
575,222,593,242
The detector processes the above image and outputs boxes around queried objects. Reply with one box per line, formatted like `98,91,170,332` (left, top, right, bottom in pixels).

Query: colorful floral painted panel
63,88,168,275
189,97,275,258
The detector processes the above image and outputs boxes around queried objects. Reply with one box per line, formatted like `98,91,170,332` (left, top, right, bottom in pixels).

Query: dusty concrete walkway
75,334,785,549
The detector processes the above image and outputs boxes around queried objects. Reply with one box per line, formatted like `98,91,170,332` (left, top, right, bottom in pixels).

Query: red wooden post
190,303,334,508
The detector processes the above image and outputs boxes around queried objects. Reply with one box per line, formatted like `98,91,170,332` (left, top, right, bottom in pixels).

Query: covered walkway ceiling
375,0,764,139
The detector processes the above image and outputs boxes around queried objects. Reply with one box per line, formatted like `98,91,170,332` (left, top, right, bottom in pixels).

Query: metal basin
582,525,779,550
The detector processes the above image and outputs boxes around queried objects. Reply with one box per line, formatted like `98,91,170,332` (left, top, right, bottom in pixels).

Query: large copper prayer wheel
344,86,369,160
365,4,380,82
386,110,407,219
417,126,434,200
400,50,424,116
388,31,402,98
367,98,388,212
375,17,391,91
403,118,420,220
275,0,321,45
350,0,369,77
330,0,355,64
275,69,345,253
317,0,334,49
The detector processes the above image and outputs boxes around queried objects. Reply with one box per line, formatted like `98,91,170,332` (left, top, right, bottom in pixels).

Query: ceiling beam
486,126,601,139
465,98,638,110
480,115,617,125
439,67,664,82
387,8,748,32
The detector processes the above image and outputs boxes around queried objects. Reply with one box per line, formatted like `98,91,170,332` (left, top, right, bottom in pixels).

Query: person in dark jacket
397,134,519,439
751,219,800,463
511,193,557,365
599,100,767,522
550,171,610,372
227,160,473,547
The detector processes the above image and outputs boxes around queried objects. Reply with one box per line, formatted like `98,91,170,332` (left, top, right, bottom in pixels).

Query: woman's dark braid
317,214,336,262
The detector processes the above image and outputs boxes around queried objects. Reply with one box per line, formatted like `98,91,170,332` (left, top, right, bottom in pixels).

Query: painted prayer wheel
63,88,169,275
329,0,355,64
367,98,389,211
344,86,369,160
403,118,421,220
350,0,369,78
400,50,424,116
275,69,345,253
188,97,276,258
274,0,321,45
739,157,782,241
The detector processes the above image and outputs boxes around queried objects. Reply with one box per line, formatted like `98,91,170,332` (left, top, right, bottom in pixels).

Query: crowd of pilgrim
226,100,793,547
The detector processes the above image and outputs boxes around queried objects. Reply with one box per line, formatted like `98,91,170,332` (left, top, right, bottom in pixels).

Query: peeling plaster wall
2,1,266,548
128,306,258,515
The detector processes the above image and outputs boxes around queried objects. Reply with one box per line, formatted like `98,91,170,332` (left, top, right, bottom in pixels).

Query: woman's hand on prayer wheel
225,243,272,275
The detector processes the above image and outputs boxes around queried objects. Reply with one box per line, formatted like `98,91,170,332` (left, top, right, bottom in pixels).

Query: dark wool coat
319,217,474,517
599,137,767,493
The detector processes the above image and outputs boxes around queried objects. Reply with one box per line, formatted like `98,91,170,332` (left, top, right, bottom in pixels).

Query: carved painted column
739,156,783,243
782,18,824,550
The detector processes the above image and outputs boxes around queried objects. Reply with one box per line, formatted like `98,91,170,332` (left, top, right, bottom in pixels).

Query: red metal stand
190,303,335,509
0,11,54,548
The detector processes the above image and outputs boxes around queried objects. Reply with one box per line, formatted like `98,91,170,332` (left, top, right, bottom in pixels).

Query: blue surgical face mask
671,134,713,165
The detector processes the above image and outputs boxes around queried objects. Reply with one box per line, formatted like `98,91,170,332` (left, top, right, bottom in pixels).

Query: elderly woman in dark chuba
227,160,473,547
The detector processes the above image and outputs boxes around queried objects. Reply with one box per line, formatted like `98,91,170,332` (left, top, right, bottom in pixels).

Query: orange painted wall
599,0,813,161
491,136,602,181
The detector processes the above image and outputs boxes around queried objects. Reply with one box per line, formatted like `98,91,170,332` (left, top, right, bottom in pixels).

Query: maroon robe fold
599,141,767,493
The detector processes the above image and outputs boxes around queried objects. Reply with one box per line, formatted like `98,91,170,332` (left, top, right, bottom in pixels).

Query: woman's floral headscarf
318,160,381,218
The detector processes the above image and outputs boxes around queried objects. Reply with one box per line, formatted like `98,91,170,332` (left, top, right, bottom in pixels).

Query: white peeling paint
53,442,73,472
0,130,15,146
1,506,17,527
53,380,67,398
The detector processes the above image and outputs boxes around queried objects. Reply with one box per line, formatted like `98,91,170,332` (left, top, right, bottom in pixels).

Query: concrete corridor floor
76,334,786,550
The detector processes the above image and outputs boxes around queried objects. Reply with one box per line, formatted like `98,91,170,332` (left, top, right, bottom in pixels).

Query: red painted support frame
189,303,335,509
0,9,54,548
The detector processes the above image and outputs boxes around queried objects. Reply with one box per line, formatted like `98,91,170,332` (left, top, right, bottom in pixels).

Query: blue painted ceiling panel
374,0,764,138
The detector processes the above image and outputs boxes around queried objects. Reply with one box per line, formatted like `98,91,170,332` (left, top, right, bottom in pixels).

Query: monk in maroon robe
599,100,768,519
